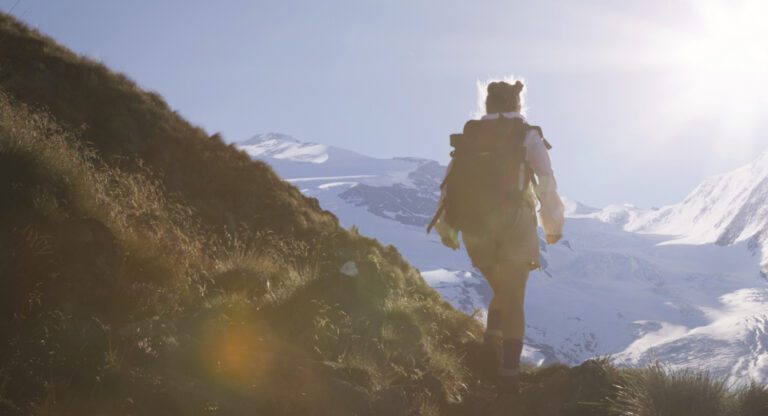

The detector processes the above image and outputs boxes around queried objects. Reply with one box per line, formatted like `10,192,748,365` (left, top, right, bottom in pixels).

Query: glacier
239,133,768,386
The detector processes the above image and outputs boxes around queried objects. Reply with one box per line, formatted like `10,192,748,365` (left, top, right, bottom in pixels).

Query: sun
614,0,768,152
679,1,768,75
650,1,768,137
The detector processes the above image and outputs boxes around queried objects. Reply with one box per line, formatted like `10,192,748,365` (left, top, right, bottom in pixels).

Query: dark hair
485,80,524,114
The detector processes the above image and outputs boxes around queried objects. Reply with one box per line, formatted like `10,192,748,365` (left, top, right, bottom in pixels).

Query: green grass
451,359,768,416
0,12,482,414
0,11,336,242
608,362,768,416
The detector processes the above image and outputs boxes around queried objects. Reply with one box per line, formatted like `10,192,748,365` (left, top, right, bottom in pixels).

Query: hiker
428,80,565,395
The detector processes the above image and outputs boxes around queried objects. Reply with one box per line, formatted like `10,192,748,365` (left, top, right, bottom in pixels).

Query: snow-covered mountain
240,133,332,163
238,133,768,385
625,151,768,273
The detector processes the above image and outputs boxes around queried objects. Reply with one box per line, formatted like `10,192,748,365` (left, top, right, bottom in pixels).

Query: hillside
0,15,335,240
0,13,483,414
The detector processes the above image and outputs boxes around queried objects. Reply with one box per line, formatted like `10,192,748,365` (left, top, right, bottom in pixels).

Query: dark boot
496,338,523,396
496,367,520,396
482,309,503,371
482,330,503,376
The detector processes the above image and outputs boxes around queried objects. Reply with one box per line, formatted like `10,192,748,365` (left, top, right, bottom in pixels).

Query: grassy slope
0,13,333,240
0,13,482,415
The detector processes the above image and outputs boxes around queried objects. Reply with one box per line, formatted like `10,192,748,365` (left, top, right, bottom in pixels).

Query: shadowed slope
0,13,482,415
0,13,335,239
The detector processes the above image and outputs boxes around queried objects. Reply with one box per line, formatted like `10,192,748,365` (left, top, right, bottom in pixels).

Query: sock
501,338,523,370
486,309,501,333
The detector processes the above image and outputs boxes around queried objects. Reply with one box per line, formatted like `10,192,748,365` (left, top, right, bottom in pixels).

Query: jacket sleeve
428,161,458,240
525,129,565,237
432,160,456,239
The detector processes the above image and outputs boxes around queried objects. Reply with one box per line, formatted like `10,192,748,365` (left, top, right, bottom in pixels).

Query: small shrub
727,383,768,416
610,363,728,416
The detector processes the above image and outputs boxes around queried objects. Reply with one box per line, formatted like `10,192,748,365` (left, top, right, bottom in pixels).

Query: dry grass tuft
0,62,481,415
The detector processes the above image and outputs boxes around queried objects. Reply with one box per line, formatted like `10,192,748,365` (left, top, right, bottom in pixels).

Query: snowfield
239,133,768,386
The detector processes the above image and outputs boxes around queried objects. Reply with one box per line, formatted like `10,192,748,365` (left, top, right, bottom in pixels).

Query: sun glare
683,1,768,75
674,1,768,103
635,0,768,150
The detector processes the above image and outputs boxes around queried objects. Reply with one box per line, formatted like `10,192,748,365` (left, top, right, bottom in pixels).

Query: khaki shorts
462,206,540,270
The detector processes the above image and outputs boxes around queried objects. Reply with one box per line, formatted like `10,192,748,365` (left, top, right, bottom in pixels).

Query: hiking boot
496,367,520,397
481,331,503,376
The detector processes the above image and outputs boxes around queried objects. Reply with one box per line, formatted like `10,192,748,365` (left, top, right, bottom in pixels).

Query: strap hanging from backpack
426,203,444,234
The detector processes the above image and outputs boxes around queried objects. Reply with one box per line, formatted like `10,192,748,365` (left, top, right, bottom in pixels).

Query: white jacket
435,111,565,239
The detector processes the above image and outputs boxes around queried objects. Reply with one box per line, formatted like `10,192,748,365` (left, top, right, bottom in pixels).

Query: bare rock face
337,160,444,227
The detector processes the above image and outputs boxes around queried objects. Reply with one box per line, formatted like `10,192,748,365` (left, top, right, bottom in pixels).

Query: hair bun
487,80,524,96
487,82,503,94
484,80,524,114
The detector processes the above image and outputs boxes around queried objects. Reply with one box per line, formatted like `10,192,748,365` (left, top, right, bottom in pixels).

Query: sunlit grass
0,85,482,414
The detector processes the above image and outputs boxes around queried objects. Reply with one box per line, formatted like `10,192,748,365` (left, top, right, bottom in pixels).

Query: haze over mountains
240,132,768,385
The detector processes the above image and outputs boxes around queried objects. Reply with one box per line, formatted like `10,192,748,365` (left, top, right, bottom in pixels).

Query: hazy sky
5,0,768,207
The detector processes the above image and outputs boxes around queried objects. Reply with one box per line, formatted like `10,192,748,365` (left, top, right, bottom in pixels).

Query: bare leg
493,261,529,371
479,265,503,369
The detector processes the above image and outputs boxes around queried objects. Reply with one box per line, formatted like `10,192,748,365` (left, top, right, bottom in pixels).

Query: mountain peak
241,132,300,145
749,147,768,172
238,132,330,164
562,197,600,217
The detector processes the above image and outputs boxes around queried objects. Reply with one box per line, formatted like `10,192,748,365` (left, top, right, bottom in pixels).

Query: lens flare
199,319,273,385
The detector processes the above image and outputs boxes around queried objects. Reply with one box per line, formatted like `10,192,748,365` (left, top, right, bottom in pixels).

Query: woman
432,80,564,394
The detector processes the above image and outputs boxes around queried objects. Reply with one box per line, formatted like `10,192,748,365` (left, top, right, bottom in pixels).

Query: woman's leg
480,265,502,335
479,266,503,370
493,261,529,371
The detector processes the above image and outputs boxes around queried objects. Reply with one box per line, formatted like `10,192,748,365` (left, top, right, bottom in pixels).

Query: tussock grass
0,11,337,241
0,77,480,414
610,363,728,416
450,358,768,416
728,383,768,416
607,362,768,416
0,91,209,284
566,359,768,416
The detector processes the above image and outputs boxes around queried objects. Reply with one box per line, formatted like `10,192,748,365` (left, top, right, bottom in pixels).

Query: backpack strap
525,124,552,150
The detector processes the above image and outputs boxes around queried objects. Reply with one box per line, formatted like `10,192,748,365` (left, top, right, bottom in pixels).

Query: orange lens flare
199,320,273,385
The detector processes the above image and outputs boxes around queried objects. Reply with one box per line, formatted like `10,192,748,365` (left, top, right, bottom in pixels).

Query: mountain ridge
619,147,768,273
239,131,768,385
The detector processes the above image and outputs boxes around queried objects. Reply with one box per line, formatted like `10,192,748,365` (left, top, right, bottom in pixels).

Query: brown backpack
429,115,541,234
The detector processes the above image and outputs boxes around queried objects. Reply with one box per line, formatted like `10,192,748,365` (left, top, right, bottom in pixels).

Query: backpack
428,115,543,235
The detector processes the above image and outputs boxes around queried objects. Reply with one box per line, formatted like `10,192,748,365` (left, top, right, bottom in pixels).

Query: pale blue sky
5,0,767,207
